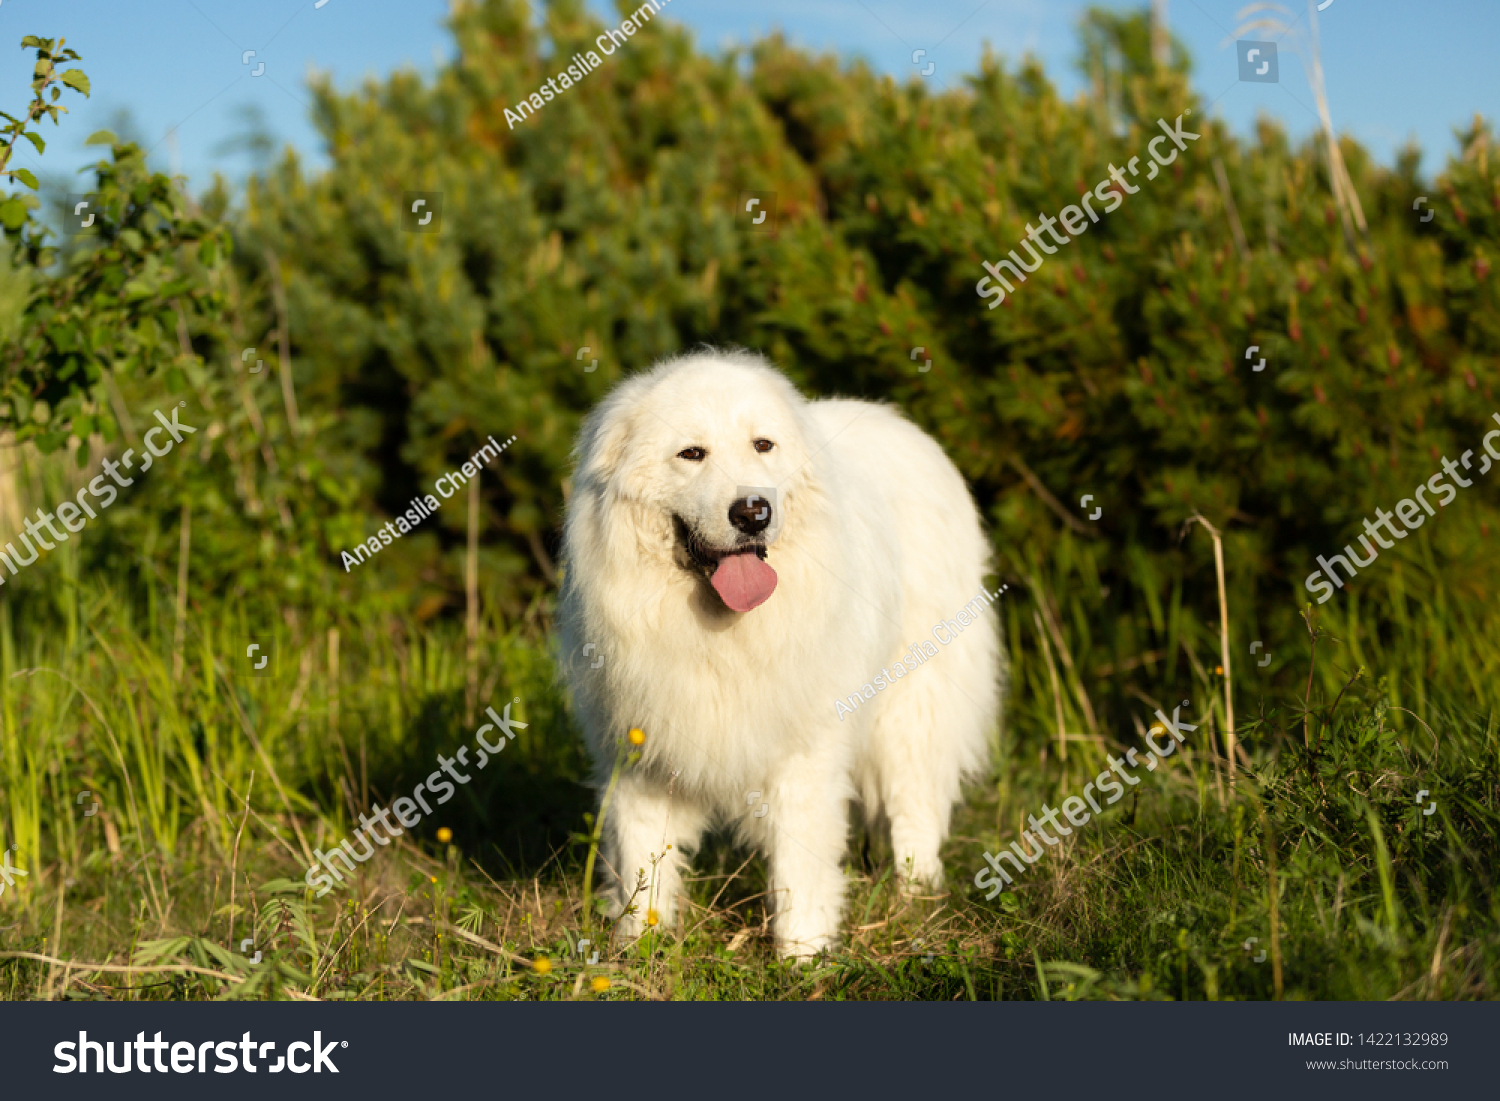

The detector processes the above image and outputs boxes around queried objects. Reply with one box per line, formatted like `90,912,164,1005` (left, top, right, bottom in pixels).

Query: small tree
0,35,230,453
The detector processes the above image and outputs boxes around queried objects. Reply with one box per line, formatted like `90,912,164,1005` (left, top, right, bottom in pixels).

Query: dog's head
571,350,816,613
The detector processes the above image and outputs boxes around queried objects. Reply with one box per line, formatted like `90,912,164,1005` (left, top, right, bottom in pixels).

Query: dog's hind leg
869,664,991,891
880,747,952,893
601,770,710,942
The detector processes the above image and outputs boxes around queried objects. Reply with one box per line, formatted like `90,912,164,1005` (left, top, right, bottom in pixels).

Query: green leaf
197,236,217,267
83,129,116,147
20,131,44,155
59,70,91,96
51,322,79,353
0,199,27,230
7,168,37,191
132,936,194,967
259,878,308,895
200,940,239,970
34,430,70,454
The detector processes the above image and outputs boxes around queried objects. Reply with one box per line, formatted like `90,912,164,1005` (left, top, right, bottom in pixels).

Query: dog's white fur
557,350,1001,957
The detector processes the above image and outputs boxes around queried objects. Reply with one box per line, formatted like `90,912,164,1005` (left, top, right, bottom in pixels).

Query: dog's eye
677,447,706,462
753,439,774,453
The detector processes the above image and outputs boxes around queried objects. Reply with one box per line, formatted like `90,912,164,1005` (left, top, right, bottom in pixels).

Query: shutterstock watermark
975,113,1201,310
973,704,1196,899
0,844,27,896
0,404,196,588
54,1031,344,1074
1304,412,1500,604
302,701,527,895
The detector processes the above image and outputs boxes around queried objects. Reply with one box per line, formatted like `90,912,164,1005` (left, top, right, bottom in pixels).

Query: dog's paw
773,911,841,962
894,855,947,895
897,872,947,897
775,934,838,963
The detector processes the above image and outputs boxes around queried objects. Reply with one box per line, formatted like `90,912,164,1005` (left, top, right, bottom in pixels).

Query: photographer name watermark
503,0,674,130
835,584,1005,721
339,434,515,572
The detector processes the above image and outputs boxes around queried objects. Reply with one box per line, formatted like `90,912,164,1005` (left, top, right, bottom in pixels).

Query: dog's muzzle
673,513,777,612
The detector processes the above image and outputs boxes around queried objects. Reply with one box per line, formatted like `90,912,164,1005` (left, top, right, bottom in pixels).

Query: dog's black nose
729,495,773,535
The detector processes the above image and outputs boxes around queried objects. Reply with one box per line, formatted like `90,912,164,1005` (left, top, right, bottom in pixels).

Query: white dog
557,349,1001,958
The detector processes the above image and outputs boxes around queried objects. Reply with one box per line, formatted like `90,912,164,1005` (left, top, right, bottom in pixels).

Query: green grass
1,567,1496,1001
2,4,1498,1003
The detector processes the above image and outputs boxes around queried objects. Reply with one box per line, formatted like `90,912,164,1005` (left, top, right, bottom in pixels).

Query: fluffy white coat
557,349,1002,957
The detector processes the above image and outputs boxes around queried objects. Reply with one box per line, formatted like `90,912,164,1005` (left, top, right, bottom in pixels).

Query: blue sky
1,0,1495,197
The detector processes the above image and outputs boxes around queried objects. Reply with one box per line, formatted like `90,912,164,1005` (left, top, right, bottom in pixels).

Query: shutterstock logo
0,844,26,895
54,1031,345,1074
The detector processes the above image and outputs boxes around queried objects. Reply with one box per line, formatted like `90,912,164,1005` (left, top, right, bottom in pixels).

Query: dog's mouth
673,515,777,613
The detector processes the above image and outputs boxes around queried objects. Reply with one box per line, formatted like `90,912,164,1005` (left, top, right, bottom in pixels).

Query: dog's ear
572,397,636,494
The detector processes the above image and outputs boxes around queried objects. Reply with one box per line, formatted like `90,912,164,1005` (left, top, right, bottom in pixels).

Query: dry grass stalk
1187,513,1236,786
1032,606,1068,762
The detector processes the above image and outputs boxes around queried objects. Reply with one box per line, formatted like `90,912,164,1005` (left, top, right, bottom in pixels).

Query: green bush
227,0,1499,738
4,3,1498,748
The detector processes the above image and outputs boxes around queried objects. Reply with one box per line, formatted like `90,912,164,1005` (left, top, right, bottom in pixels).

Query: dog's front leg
601,769,708,943
761,764,852,960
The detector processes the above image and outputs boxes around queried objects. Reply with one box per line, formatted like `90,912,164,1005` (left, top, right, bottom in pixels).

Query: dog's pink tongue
711,552,777,612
